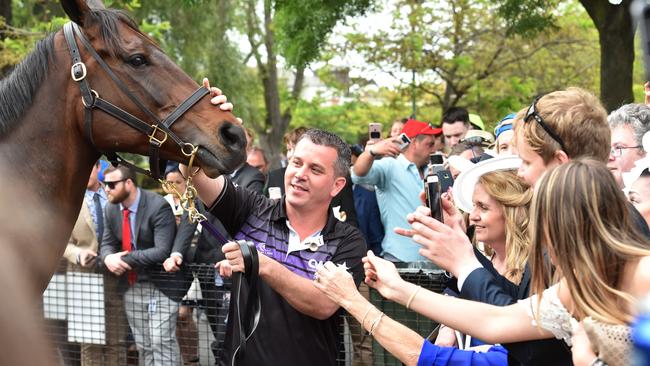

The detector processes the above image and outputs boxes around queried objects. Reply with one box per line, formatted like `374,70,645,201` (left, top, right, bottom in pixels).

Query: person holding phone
352,119,442,263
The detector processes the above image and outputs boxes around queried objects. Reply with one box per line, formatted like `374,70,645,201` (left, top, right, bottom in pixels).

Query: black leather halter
62,22,210,179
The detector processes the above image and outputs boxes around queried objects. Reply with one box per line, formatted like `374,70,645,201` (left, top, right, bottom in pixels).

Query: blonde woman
436,168,531,348
315,160,650,366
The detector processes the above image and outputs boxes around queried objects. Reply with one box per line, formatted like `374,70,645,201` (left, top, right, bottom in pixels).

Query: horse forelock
87,9,162,59
0,33,56,137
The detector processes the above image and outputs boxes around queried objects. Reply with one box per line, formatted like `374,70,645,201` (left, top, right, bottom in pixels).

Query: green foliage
331,0,599,130
274,0,375,68
496,0,559,37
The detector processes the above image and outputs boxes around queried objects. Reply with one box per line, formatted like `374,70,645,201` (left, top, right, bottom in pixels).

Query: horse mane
0,33,56,136
0,9,156,136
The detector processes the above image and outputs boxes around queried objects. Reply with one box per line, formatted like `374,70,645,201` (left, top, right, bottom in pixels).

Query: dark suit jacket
231,162,265,194
99,189,187,302
265,167,359,228
172,201,230,265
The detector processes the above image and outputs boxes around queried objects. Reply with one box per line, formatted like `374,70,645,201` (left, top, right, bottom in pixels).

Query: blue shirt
352,154,426,262
84,188,107,230
119,188,141,248
418,340,508,366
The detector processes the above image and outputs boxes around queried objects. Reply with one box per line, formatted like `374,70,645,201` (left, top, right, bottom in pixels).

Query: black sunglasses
524,96,567,152
104,179,127,190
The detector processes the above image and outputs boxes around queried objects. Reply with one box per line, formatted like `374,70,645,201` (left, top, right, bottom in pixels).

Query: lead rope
160,151,260,365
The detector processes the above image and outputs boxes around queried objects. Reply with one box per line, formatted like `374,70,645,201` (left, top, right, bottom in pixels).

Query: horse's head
60,0,246,177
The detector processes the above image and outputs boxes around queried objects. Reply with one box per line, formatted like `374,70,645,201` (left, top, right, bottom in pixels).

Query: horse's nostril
218,122,245,149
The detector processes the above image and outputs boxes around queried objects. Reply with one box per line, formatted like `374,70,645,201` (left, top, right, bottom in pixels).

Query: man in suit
63,160,127,365
99,165,185,366
229,162,265,194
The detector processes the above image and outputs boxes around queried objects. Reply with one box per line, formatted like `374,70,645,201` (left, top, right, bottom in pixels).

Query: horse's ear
60,0,104,26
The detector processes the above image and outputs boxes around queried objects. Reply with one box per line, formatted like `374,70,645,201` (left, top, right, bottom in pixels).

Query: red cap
401,119,442,138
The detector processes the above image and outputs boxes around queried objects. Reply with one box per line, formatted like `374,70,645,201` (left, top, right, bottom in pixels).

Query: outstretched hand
362,251,405,301
312,261,359,308
394,211,477,277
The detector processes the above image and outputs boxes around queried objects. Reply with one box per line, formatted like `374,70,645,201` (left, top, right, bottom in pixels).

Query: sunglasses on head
104,179,127,190
524,96,567,152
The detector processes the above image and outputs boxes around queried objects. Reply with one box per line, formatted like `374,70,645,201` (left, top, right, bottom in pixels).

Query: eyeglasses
104,179,127,190
610,145,643,157
524,96,567,152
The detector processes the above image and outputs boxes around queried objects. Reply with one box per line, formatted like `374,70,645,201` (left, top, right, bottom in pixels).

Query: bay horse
0,0,246,362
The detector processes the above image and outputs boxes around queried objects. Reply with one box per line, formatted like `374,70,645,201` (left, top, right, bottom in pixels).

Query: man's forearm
179,166,225,207
261,257,340,320
352,151,375,177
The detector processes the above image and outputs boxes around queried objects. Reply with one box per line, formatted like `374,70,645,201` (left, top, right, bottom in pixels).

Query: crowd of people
56,81,650,366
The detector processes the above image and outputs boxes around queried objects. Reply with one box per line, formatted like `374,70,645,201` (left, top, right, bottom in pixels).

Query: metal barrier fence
42,263,448,365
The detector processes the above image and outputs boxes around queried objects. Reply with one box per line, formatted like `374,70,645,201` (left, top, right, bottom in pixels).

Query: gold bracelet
360,305,374,329
369,312,385,336
406,286,421,310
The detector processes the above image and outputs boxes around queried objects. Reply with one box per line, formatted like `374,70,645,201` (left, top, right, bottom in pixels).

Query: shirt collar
397,154,417,170
271,198,340,237
120,188,141,214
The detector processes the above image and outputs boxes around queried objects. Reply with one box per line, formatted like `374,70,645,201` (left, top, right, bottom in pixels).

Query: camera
368,123,382,141
395,133,411,150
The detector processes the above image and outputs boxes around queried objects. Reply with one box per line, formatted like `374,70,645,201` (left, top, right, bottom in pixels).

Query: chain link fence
42,262,448,365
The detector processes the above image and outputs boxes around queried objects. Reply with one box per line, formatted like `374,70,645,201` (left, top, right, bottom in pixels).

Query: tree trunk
0,0,10,27
580,0,634,112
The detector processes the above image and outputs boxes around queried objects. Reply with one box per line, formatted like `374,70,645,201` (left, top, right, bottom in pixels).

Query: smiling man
187,128,366,366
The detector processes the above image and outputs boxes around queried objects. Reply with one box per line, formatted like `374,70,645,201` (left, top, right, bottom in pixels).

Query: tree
231,0,373,167
331,0,598,126
496,0,634,112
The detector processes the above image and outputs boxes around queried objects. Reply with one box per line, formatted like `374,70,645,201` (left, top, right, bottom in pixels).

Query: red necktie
122,209,137,285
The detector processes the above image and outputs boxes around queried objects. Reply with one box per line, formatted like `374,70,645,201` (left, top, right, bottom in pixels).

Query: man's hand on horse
163,254,183,273
202,78,234,113
104,251,132,276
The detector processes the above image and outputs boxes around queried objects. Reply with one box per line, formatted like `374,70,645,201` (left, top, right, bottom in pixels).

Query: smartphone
395,133,411,150
368,123,382,142
632,0,650,80
425,174,443,222
436,169,454,194
425,154,444,221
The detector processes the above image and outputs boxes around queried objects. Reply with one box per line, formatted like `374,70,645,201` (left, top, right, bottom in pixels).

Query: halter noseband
63,21,208,179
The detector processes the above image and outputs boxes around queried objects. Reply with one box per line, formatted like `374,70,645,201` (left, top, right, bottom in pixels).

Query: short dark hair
442,107,470,125
298,129,351,177
104,165,137,186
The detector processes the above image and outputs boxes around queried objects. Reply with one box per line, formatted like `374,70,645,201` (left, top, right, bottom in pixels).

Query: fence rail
42,263,448,366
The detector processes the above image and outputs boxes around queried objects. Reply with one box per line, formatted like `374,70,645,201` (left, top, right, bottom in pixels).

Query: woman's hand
394,211,477,277
417,189,466,232
362,251,406,301
313,261,360,309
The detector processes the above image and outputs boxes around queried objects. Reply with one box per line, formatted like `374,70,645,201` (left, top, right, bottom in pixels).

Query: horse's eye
128,55,147,67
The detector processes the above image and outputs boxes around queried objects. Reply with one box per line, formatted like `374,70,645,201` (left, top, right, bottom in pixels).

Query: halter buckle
81,89,99,108
148,124,168,146
71,62,87,82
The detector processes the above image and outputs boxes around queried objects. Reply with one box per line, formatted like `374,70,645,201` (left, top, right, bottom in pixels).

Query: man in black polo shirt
187,128,366,365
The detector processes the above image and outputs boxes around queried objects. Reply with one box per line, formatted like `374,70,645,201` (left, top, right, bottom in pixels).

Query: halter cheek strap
62,22,209,179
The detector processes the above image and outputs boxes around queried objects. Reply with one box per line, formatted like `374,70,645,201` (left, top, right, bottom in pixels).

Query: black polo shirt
210,178,367,366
